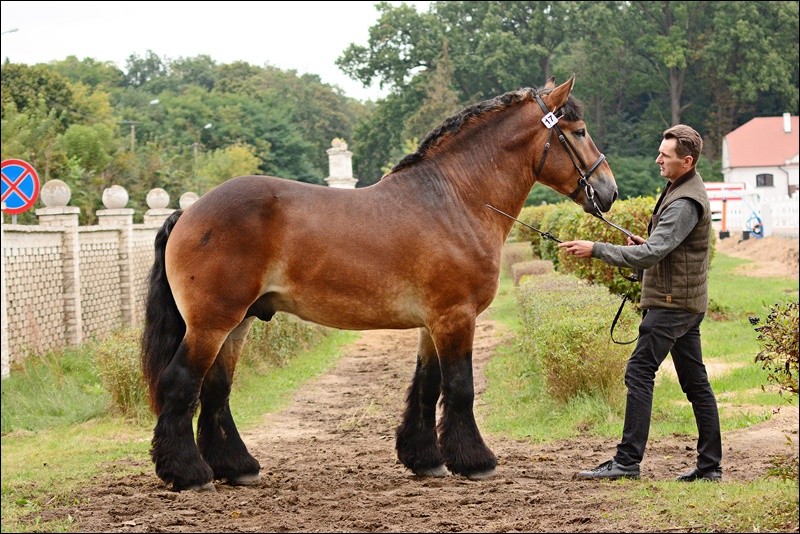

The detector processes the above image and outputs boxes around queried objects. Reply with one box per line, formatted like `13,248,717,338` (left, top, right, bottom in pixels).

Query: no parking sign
1,159,41,215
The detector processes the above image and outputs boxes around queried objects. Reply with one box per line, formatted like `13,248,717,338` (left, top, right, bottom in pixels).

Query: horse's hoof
466,468,497,481
185,482,216,492
414,465,450,477
228,473,261,486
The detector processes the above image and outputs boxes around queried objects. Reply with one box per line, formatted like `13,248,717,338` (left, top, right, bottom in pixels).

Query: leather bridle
533,93,606,206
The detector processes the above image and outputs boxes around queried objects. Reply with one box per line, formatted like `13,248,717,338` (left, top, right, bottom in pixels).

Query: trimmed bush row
515,271,640,405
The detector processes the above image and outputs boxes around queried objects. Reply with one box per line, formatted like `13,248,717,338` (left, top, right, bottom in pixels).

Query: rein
489,198,640,346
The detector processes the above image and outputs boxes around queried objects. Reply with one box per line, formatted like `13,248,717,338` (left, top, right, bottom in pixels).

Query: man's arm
559,199,700,269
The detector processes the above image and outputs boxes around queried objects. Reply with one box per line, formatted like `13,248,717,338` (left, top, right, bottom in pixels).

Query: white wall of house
722,164,796,199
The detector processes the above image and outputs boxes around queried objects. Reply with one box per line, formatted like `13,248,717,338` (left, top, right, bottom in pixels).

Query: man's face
655,138,692,181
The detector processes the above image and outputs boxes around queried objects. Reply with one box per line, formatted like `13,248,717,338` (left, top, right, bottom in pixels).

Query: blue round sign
1,159,41,215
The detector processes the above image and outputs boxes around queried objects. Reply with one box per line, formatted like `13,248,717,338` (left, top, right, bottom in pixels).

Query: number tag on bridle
541,111,559,129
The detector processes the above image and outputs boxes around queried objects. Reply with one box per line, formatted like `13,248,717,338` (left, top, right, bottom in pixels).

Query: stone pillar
97,185,136,326
144,187,175,225
324,138,358,188
1,203,9,378
36,180,83,347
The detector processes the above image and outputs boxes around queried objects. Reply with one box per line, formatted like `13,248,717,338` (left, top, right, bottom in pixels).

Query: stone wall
0,182,195,378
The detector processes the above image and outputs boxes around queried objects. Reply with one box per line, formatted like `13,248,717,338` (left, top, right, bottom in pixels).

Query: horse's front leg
396,328,447,476
434,316,497,479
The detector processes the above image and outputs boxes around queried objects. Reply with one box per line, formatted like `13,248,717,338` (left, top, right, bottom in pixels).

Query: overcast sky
0,1,431,102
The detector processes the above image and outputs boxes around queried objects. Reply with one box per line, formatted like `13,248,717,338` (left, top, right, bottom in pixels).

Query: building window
756,173,774,187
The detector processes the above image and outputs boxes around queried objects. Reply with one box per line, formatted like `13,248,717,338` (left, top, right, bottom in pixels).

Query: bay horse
141,76,618,491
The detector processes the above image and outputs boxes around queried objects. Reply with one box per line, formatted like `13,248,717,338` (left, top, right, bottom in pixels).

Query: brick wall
0,184,182,378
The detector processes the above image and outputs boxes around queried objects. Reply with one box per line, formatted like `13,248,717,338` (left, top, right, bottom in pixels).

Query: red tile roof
724,115,799,167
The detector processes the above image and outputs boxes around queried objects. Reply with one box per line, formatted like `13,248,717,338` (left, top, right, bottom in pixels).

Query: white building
722,113,799,198
716,113,799,238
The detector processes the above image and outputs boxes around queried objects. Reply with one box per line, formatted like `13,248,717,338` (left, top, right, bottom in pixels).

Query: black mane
390,86,584,173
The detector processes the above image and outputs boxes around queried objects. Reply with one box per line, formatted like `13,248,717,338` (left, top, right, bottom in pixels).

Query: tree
195,143,262,192
699,1,800,159
124,50,167,88
48,56,125,89
401,43,462,142
0,63,74,128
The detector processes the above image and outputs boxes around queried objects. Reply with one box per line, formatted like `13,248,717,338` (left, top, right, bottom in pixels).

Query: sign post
1,159,41,223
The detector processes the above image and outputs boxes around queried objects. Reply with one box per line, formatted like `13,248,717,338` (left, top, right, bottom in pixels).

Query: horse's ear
544,75,575,109
544,76,556,89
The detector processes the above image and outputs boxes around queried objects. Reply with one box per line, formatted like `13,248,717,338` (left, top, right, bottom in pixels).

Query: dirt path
40,312,797,533
33,236,798,532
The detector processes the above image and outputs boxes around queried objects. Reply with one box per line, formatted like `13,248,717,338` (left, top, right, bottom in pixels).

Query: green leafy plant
752,301,799,395
93,328,150,419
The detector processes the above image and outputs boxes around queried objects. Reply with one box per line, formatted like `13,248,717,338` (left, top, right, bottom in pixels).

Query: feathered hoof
466,468,496,481
228,473,261,486
413,464,450,477
184,481,216,492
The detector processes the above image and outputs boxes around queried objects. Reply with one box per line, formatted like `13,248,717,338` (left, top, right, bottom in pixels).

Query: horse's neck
438,121,536,216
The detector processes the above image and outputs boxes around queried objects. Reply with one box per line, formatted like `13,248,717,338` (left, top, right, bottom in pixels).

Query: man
559,124,722,482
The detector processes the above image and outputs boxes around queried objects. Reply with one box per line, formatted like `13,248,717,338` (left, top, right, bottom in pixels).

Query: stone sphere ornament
102,185,129,209
146,188,170,209
40,179,71,207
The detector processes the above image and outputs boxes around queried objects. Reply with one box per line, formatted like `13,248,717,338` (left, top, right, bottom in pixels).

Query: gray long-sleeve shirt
591,199,700,270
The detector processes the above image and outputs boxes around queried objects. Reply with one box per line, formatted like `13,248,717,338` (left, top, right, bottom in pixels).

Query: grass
0,328,357,532
483,249,799,532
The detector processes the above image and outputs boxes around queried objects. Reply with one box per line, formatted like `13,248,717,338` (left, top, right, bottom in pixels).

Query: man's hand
558,240,594,258
627,235,645,245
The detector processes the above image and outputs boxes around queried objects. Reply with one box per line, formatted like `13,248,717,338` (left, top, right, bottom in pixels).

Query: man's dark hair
663,124,703,166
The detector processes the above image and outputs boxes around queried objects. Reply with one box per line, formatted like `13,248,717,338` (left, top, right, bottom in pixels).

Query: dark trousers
613,308,722,471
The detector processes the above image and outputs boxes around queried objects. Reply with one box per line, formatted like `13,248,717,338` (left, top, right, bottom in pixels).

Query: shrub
516,272,638,404
93,328,150,419
92,315,329,418
501,241,534,278
241,313,329,372
753,301,799,395
511,259,554,286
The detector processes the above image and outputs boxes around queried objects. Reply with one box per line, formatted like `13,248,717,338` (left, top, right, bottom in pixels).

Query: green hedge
510,197,716,304
516,272,639,404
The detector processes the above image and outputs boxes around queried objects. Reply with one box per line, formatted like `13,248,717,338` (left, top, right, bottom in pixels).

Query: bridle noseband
533,93,606,206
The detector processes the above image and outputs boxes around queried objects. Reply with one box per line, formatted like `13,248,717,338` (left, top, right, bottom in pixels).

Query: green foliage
753,301,799,395
92,328,150,420
500,241,534,278
241,314,330,373
0,346,108,435
195,143,262,192
515,272,638,404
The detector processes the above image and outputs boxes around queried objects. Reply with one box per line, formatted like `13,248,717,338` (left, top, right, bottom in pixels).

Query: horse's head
532,77,617,214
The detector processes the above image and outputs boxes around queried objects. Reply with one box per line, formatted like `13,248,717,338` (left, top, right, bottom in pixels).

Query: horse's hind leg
434,316,497,479
151,328,229,492
197,317,261,486
396,328,447,476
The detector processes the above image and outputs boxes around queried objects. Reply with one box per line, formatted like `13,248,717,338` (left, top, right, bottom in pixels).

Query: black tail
141,210,185,414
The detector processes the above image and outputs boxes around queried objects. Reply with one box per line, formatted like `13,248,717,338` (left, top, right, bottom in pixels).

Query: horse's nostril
612,190,618,203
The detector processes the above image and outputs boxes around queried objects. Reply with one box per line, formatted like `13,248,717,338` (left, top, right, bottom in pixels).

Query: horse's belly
268,282,424,331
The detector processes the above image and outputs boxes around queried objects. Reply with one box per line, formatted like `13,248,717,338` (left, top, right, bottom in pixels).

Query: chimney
783,112,791,133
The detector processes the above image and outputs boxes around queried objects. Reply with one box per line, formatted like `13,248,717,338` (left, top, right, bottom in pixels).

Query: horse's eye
574,129,586,138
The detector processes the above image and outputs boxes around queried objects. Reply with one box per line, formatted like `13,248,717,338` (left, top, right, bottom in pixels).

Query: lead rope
486,203,640,345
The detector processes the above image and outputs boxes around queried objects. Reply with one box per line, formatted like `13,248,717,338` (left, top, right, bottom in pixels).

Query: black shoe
676,467,722,482
576,460,640,480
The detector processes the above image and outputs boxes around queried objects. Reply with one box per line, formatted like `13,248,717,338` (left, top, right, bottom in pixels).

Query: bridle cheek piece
533,94,606,209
